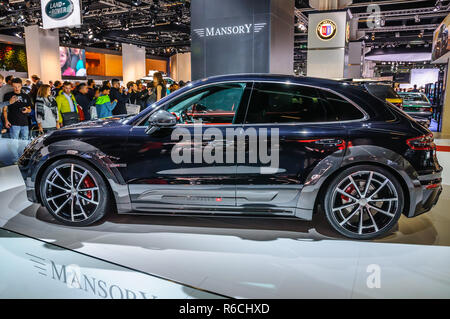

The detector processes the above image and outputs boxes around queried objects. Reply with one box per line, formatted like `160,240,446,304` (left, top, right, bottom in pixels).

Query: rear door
235,82,365,215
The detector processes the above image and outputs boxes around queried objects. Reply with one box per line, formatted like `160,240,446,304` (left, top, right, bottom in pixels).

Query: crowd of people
0,71,185,140
395,84,426,93
0,71,186,164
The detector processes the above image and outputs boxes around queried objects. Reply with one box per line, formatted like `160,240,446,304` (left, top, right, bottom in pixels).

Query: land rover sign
45,0,74,20
41,0,81,29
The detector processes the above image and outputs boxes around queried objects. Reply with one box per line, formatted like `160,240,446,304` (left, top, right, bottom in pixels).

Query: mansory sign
193,23,267,38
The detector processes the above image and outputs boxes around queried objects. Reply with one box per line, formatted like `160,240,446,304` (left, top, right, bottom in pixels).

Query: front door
235,82,365,215
125,82,251,213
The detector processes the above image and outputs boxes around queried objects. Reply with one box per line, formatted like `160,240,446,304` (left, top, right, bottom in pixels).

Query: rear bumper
407,111,432,118
408,169,443,217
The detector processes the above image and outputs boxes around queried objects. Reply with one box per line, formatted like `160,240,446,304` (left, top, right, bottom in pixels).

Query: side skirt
120,204,313,219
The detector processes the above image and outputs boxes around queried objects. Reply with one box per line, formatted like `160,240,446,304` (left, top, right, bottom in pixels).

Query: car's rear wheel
39,158,111,226
323,165,404,240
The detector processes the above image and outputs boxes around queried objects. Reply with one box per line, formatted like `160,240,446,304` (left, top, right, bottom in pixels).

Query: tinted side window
318,90,365,121
164,82,246,125
245,83,328,124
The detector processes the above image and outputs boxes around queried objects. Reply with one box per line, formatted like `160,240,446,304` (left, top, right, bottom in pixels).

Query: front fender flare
30,139,132,213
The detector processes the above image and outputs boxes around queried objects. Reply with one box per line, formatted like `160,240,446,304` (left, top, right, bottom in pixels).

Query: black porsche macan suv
18,74,442,240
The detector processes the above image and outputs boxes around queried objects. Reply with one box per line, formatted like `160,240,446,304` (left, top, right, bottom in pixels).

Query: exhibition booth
0,0,450,301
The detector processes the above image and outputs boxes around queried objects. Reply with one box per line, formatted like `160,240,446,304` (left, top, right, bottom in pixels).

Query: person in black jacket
52,81,63,97
87,79,96,100
110,79,128,115
29,74,42,102
74,83,96,121
134,80,150,112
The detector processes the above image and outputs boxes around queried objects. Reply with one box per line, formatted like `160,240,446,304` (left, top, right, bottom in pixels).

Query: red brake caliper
341,185,355,202
83,176,95,199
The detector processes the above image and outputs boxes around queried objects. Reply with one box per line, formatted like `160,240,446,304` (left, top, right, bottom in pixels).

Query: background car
18,74,442,240
362,83,431,127
398,92,433,127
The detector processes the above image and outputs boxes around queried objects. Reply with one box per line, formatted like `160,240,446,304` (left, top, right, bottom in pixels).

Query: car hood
59,116,128,131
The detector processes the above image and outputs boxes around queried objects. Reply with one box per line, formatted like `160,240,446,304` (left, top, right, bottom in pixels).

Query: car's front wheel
323,165,404,240
39,158,111,226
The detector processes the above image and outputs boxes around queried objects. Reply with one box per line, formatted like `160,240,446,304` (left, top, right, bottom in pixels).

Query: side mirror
145,110,177,135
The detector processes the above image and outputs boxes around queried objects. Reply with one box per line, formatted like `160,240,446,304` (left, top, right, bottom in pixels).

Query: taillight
407,133,436,150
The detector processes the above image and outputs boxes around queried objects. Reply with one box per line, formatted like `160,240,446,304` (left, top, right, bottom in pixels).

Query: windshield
365,84,401,100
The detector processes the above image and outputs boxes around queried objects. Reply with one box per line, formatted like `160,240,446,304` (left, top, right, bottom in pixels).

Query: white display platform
1,165,449,298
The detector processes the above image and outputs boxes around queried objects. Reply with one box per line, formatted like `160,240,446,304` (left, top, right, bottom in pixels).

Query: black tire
323,165,404,240
39,158,111,226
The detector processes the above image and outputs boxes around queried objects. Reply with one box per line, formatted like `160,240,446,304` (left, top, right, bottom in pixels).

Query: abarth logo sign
45,0,74,20
193,23,267,38
317,19,337,40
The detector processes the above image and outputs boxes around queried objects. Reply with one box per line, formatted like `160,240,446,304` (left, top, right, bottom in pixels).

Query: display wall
146,58,168,76
60,47,86,78
170,52,191,82
24,25,61,82
85,51,167,79
399,68,440,89
307,10,351,79
191,0,293,80
0,43,27,72
85,52,123,77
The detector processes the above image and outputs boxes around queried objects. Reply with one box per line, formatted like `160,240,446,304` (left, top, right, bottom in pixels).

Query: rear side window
245,83,327,124
244,83,364,124
318,90,365,121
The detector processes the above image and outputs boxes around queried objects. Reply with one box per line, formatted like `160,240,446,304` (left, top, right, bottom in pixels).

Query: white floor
0,164,449,298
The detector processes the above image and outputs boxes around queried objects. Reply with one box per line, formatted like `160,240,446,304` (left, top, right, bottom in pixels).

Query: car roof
197,73,345,88
132,73,395,124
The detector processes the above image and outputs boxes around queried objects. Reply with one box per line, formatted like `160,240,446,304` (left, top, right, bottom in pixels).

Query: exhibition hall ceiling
0,0,448,62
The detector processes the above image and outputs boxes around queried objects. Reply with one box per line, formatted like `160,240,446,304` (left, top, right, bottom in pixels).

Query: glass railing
0,137,31,167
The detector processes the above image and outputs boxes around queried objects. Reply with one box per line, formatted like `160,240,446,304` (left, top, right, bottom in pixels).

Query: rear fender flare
295,145,421,219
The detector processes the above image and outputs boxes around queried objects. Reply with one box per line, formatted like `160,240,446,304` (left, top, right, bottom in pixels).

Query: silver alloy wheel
43,164,100,222
330,171,399,236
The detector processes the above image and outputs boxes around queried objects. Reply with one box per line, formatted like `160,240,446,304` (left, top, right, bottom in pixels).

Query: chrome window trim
133,79,370,127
